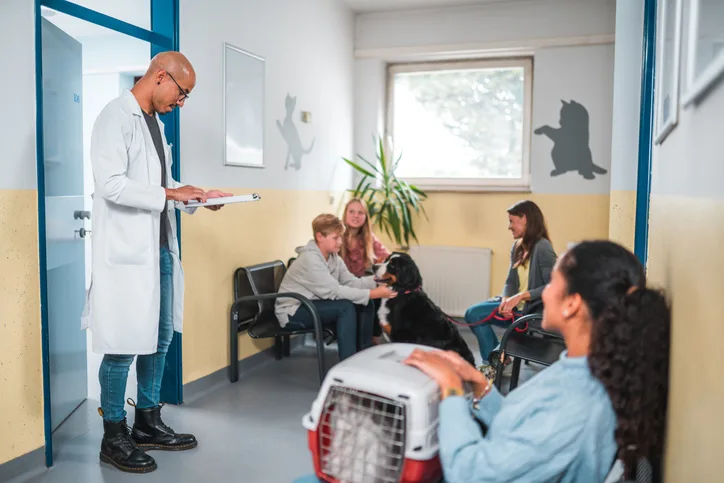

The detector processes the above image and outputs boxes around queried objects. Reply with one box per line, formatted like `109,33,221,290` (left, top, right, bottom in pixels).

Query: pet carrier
303,343,445,483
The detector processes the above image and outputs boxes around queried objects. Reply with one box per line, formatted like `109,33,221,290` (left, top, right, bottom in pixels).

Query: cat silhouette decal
534,99,607,180
276,94,315,171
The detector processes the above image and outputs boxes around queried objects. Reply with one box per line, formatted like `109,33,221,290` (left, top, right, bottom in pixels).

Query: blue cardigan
439,352,617,482
294,353,617,483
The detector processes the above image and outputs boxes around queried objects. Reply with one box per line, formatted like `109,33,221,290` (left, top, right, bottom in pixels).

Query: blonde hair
312,214,344,237
341,198,375,270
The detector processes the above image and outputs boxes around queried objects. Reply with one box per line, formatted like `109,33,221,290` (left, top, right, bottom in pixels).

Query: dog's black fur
376,253,476,366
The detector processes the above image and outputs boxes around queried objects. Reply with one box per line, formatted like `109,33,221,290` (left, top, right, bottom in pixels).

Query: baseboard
182,335,306,404
0,445,45,483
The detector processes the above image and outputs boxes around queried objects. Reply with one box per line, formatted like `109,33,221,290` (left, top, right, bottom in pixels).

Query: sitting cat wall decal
276,94,315,171
534,99,607,180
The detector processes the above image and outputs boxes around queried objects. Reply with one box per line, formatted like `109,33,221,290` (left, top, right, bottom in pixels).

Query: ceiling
42,0,536,37
343,0,525,13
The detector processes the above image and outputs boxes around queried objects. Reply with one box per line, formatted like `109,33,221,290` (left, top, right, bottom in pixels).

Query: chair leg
229,321,239,383
282,335,291,357
494,359,505,390
509,358,522,390
274,336,283,361
314,334,326,384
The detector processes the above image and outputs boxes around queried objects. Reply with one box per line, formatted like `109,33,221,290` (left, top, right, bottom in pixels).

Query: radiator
407,246,492,317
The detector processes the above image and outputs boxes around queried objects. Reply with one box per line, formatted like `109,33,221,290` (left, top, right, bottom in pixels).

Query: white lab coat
81,89,196,355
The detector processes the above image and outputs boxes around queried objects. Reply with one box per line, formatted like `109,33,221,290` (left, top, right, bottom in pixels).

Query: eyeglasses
166,72,189,102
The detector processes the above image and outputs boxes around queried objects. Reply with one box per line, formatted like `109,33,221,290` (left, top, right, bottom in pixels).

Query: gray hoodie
274,240,377,326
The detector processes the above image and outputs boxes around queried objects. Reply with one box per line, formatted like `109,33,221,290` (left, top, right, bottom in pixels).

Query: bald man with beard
84,52,230,473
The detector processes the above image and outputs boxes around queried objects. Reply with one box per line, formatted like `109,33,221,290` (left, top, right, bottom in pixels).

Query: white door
41,18,88,431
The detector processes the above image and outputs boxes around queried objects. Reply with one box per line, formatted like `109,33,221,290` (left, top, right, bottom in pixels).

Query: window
387,58,532,191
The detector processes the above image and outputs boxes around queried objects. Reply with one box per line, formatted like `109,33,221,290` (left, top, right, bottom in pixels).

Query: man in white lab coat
83,51,230,474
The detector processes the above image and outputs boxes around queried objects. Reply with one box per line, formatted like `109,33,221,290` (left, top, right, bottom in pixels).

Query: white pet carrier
303,343,444,483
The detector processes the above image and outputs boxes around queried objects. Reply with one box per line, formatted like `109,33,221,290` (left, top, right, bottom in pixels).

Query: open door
40,17,88,432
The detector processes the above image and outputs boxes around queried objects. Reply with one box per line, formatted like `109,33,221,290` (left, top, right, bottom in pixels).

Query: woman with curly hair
404,240,670,482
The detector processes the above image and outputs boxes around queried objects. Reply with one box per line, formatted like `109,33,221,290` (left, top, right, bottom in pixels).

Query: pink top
343,234,391,277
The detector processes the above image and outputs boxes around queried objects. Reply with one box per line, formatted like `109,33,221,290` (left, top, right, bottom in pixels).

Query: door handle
75,228,91,238
74,210,91,220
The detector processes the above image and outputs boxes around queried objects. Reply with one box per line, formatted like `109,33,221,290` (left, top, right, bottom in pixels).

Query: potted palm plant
343,135,428,250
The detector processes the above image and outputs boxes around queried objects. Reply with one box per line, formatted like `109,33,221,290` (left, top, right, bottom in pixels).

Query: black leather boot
132,404,198,451
100,418,157,473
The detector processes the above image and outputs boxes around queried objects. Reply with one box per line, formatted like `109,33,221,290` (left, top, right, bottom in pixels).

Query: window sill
412,183,532,194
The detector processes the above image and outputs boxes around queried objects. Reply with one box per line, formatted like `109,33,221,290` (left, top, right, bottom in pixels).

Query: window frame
385,57,533,192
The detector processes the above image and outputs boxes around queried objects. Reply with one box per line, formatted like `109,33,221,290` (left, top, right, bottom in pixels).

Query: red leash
400,287,529,333
447,309,529,333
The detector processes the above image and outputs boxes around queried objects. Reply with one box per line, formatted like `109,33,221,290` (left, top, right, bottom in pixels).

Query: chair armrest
498,314,544,350
230,293,324,346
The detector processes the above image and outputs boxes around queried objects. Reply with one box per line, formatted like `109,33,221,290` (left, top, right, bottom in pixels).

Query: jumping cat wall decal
534,99,607,180
276,94,315,171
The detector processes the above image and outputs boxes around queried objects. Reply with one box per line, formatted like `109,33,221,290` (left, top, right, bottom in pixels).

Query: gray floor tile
9,327,545,483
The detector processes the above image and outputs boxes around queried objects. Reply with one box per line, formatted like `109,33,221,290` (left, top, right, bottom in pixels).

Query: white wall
531,44,615,195
355,0,616,53
179,0,356,192
79,35,149,74
609,0,644,192
353,0,617,195
353,58,387,170
0,0,37,190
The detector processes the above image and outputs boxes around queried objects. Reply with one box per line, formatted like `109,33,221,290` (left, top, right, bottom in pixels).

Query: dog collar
402,287,422,295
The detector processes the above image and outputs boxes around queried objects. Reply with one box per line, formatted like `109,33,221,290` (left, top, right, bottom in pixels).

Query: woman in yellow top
463,200,557,368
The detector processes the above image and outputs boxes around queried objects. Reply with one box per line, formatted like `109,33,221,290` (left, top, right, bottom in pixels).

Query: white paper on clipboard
186,193,261,208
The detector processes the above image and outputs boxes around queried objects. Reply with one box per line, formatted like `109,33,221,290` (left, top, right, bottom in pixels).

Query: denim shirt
438,352,617,483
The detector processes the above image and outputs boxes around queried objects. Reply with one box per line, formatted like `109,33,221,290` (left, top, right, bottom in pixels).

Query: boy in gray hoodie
275,214,396,360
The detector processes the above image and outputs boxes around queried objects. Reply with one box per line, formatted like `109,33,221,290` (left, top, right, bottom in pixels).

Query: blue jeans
99,247,174,422
465,300,512,364
287,299,375,360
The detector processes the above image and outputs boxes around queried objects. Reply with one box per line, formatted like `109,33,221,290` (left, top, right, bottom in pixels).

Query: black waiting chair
491,313,566,391
229,260,333,384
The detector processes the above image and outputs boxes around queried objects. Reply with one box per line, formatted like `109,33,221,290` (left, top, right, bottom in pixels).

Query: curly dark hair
557,241,670,473
507,200,550,266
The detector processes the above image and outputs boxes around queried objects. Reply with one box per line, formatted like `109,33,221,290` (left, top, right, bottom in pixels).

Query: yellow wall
379,192,611,296
0,190,44,465
181,188,344,384
647,195,724,481
608,190,636,252
181,189,610,385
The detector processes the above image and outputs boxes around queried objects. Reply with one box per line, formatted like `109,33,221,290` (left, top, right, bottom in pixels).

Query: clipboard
186,192,261,208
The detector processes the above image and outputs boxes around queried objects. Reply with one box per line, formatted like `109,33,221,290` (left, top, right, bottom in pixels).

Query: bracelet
471,379,492,410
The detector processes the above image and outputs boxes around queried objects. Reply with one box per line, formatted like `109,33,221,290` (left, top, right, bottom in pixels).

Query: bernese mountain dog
374,252,476,366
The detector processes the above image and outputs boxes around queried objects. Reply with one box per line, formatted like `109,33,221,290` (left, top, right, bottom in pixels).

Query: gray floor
8,329,541,483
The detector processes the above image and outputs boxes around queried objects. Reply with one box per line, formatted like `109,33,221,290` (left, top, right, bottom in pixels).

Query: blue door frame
35,0,181,467
634,0,657,267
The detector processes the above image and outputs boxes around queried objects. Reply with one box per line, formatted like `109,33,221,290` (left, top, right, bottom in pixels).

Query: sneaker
478,363,497,381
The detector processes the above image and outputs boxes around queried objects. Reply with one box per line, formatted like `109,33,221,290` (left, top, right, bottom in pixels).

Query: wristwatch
441,386,463,400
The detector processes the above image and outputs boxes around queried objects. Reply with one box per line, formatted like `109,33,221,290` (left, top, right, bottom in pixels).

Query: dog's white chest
378,298,390,326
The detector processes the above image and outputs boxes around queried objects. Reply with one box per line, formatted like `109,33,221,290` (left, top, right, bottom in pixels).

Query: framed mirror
682,0,724,106
654,0,683,144
223,43,265,168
